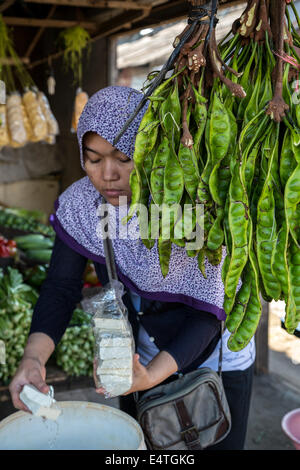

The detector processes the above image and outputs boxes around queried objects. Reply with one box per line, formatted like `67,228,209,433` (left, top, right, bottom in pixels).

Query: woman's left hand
122,353,152,395
94,354,152,396
94,350,178,396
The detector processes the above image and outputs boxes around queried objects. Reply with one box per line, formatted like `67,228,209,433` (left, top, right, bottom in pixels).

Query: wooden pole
23,0,151,10
25,5,57,58
2,16,99,31
27,7,151,69
254,298,269,375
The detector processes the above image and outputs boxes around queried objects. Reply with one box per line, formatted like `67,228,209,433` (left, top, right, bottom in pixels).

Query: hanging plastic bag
37,91,59,140
6,92,27,147
0,104,9,148
81,280,134,398
21,103,33,142
71,87,88,133
22,89,48,142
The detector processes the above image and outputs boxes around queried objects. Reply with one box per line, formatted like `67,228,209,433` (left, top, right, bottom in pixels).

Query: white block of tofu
20,384,61,421
100,373,132,396
93,317,127,331
97,368,132,377
98,357,132,370
99,346,132,359
99,336,132,348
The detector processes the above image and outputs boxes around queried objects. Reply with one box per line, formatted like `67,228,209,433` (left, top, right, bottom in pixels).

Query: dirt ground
246,302,300,450
0,302,299,451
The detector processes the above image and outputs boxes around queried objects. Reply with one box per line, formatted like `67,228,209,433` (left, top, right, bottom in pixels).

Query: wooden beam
2,16,99,30
0,0,16,14
27,7,151,69
23,0,151,10
25,5,57,58
0,57,30,65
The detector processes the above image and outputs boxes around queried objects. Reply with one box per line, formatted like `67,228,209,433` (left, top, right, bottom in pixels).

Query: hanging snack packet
0,104,9,148
22,89,48,142
6,92,27,147
37,91,59,140
81,280,134,398
71,88,88,133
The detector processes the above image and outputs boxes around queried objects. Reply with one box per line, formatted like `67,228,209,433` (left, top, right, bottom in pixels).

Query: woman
9,86,255,450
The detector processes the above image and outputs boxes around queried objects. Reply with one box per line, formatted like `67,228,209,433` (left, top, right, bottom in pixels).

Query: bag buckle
180,425,199,444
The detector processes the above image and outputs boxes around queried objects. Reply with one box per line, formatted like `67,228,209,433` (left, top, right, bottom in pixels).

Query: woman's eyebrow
82,145,100,155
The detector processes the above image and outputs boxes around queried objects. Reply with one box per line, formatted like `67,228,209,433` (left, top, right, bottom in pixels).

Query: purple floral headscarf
77,86,148,168
50,86,227,320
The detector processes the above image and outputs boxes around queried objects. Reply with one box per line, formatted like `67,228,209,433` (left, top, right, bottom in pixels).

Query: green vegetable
0,267,38,384
25,249,52,263
0,207,54,238
58,26,91,87
55,308,94,377
14,234,54,250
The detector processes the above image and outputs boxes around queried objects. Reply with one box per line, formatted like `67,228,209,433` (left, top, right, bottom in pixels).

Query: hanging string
113,0,219,147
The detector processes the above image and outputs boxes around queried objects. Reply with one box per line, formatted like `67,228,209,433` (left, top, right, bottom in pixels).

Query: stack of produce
55,308,94,377
0,206,55,238
0,15,59,149
123,0,300,351
13,234,53,264
0,235,16,259
0,267,38,384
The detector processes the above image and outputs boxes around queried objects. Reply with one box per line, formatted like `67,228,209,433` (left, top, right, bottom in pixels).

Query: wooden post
254,298,269,375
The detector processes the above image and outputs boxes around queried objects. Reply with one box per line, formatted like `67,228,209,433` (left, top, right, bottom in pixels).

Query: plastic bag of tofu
81,280,134,398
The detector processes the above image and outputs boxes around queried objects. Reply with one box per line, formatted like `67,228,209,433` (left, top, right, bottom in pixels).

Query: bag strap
174,399,203,450
217,320,224,377
101,209,118,282
103,236,118,282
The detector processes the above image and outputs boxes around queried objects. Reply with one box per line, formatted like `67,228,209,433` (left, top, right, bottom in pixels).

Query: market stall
0,0,299,451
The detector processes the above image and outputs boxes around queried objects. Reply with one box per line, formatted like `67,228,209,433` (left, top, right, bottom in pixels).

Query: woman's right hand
8,356,50,412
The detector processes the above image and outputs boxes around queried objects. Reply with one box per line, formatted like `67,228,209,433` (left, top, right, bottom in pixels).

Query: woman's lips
103,189,124,197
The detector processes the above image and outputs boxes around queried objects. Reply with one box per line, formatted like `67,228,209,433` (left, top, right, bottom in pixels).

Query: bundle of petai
125,0,300,351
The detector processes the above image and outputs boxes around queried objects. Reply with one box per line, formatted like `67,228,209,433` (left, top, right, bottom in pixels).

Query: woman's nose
102,159,120,181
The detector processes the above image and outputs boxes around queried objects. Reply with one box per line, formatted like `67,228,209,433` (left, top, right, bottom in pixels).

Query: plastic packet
22,88,48,142
0,104,9,148
81,280,134,398
21,103,33,142
6,92,27,146
37,91,59,137
71,88,88,133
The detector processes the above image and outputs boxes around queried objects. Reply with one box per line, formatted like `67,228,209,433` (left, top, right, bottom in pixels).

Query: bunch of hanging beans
123,0,300,352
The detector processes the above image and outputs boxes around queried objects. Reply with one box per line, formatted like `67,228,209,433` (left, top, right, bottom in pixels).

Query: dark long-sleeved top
30,235,221,374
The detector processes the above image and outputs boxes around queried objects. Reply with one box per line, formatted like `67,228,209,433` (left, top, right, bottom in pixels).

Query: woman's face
83,132,134,206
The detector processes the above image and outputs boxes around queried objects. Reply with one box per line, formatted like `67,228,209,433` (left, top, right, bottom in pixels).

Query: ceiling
0,0,245,66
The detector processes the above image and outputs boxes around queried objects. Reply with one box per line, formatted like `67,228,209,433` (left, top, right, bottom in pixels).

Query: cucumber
14,234,54,250
25,249,52,263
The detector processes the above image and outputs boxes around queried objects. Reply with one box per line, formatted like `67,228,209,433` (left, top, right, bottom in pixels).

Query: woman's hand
94,351,178,396
8,332,55,412
94,354,152,396
9,357,49,412
122,354,152,395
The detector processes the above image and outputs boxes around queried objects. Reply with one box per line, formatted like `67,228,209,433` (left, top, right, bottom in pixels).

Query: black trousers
119,363,254,451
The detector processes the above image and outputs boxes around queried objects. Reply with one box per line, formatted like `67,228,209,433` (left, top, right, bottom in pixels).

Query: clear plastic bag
0,104,9,148
22,89,48,142
71,87,88,133
6,92,27,146
37,91,59,137
81,280,134,398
